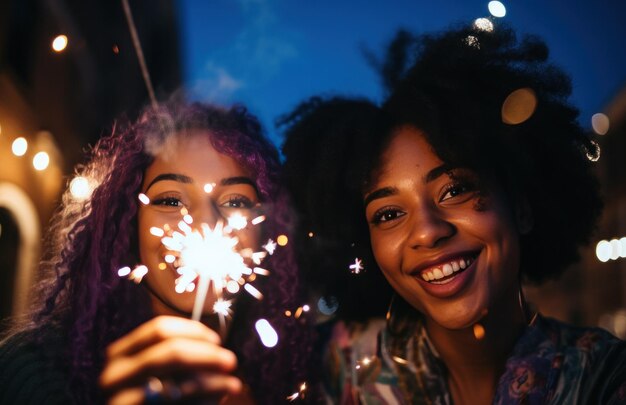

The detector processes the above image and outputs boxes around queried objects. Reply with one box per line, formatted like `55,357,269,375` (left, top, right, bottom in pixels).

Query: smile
413,253,479,285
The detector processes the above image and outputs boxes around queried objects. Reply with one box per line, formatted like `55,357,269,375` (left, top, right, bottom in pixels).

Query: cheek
370,230,401,276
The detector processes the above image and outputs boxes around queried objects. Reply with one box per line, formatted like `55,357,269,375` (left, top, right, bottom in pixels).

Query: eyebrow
363,186,398,208
144,173,193,192
220,176,259,195
424,164,455,183
363,164,456,208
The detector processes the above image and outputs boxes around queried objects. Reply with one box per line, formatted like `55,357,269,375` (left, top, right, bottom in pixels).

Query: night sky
179,0,626,144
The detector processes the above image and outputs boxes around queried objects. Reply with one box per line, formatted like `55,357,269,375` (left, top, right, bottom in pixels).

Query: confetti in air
349,257,364,274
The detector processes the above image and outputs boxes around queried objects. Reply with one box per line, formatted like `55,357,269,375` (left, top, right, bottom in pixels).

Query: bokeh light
596,240,611,262
33,151,50,170
473,323,486,340
11,137,28,156
69,176,92,200
255,319,278,348
488,1,507,17
591,113,610,135
596,238,626,262
473,18,494,32
52,35,68,52
277,234,288,246
501,88,537,125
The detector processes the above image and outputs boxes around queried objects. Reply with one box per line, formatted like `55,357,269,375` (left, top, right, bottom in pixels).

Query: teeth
419,257,474,282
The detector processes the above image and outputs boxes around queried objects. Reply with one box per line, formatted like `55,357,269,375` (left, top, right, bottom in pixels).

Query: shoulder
539,316,626,403
0,329,73,405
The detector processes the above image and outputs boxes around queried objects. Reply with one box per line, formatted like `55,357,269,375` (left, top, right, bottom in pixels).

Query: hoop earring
518,284,538,326
386,293,417,337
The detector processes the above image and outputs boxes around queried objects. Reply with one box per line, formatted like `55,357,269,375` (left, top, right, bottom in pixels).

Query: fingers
106,316,221,358
100,338,238,390
106,374,243,405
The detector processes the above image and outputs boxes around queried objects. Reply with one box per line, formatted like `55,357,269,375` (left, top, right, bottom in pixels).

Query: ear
514,197,533,235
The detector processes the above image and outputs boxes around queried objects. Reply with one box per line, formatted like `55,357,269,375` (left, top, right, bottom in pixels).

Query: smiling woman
282,23,626,404
0,102,314,404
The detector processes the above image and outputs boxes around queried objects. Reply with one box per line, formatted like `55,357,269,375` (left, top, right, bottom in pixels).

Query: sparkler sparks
349,257,364,274
119,200,274,335
287,382,307,401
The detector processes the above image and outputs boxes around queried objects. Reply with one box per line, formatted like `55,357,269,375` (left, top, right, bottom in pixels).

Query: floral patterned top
323,315,626,404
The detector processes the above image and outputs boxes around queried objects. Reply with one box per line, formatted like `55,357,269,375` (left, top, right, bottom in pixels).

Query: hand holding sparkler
99,316,244,404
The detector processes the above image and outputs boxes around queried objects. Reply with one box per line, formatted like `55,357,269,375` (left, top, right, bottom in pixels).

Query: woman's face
364,126,522,329
138,132,261,316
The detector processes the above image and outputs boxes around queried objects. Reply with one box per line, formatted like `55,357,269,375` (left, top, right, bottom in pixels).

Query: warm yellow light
12,137,28,156
502,88,537,125
488,1,507,17
473,323,486,340
52,35,68,52
33,151,50,170
276,234,289,246
69,176,92,200
591,113,610,135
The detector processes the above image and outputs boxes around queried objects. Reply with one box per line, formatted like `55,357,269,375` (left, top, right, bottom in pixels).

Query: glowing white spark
117,266,131,277
251,251,267,265
228,213,248,230
203,183,215,193
302,304,310,312
129,265,148,283
253,267,270,276
213,299,233,317
255,319,278,348
150,227,165,237
251,215,266,225
349,258,364,274
244,283,263,300
263,239,277,255
138,193,150,205
287,382,307,402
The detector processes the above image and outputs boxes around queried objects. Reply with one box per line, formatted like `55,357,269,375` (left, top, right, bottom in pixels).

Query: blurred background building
0,0,181,322
1,0,625,337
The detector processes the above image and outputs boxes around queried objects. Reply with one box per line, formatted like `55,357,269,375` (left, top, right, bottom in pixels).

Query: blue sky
179,0,626,145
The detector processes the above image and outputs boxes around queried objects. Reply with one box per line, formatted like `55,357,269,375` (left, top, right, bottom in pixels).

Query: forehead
144,132,249,184
376,126,444,180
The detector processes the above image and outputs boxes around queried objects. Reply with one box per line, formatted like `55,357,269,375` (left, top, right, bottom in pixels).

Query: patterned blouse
323,315,626,404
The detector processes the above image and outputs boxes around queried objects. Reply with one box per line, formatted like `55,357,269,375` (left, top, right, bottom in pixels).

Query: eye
440,182,474,202
371,207,406,225
151,196,184,207
219,195,257,210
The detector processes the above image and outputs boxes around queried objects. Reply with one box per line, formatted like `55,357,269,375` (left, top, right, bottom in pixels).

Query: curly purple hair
29,102,313,403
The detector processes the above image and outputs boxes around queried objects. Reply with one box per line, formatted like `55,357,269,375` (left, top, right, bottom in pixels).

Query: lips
409,251,480,298
417,255,475,283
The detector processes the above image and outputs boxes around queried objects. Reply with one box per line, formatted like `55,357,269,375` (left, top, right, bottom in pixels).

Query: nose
191,201,221,227
407,203,455,249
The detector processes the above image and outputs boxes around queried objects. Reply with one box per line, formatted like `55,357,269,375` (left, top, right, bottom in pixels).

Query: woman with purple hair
0,102,313,404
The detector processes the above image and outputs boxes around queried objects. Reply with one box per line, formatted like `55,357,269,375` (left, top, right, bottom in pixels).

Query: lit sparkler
120,194,273,336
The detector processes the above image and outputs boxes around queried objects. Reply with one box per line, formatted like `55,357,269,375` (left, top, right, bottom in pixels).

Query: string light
11,137,28,156
591,113,610,135
52,35,68,52
596,237,626,262
488,1,507,18
33,151,50,171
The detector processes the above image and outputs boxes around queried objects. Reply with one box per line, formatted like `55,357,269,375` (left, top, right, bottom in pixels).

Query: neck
424,284,527,404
